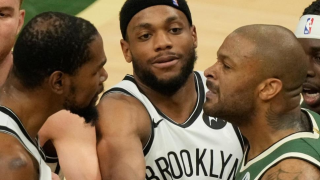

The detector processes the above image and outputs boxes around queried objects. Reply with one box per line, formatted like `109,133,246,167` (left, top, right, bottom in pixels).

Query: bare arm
0,134,38,180
261,158,320,180
39,110,101,180
96,93,151,180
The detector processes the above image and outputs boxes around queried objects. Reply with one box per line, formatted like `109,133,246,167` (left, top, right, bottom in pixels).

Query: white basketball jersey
0,106,51,180
104,71,244,180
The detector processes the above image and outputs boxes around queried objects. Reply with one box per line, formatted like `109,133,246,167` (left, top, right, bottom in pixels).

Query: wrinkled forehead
218,34,256,60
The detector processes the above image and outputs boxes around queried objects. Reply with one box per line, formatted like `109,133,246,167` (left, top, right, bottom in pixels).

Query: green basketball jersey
236,108,320,180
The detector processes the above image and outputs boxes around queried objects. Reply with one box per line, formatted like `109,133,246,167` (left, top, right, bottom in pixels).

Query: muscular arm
96,93,151,180
39,110,101,180
0,134,37,180
261,158,320,180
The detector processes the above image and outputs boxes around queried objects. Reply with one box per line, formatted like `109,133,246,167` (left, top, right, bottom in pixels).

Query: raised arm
39,110,101,180
261,158,320,180
96,93,151,180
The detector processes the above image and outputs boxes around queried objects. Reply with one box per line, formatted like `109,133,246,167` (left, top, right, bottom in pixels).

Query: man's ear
120,39,132,63
190,25,198,48
49,71,69,95
17,9,25,34
258,78,282,101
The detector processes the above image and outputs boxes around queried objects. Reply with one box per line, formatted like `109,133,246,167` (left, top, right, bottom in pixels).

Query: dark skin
0,35,107,180
97,5,198,180
0,134,38,180
262,159,320,180
203,25,320,179
298,38,320,114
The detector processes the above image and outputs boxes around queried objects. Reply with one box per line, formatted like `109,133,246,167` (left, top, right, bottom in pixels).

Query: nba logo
172,0,179,6
304,17,314,34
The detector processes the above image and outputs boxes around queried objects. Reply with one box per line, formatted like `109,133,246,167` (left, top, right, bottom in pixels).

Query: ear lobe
49,71,66,95
191,25,198,48
258,78,282,101
120,39,132,63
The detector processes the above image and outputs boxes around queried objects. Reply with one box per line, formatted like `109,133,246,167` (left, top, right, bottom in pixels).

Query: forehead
298,38,320,51
127,5,188,28
88,35,105,63
0,0,20,8
218,34,256,62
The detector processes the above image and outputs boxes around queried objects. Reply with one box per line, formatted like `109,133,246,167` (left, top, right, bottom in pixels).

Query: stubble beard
63,84,99,126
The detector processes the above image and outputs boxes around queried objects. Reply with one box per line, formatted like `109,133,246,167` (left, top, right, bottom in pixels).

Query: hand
52,172,61,180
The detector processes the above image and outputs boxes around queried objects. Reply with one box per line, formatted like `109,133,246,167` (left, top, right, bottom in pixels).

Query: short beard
203,82,256,127
63,86,99,126
132,48,197,96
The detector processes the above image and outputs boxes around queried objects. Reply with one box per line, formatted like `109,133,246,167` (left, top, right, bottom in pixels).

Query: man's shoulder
261,158,320,180
0,133,37,177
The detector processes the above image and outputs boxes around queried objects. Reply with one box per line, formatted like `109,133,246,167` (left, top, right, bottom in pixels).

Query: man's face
298,38,320,113
203,34,259,126
0,0,24,62
64,35,108,124
122,5,198,96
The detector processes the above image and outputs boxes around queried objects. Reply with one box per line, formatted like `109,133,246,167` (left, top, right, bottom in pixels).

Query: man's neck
0,53,13,87
242,110,309,162
135,73,197,124
0,78,61,139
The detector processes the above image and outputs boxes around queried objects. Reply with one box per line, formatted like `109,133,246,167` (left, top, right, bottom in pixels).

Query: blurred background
22,0,315,90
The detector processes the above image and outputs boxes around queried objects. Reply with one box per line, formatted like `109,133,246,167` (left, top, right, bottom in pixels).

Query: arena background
20,0,315,179
22,0,315,91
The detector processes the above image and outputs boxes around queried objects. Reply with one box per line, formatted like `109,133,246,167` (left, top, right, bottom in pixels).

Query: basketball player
0,11,107,180
203,24,320,179
96,0,244,179
296,0,320,115
0,0,103,179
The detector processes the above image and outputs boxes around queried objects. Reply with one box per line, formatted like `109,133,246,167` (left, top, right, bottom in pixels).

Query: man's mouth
302,87,320,105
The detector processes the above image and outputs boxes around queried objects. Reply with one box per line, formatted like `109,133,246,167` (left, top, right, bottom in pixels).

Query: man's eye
223,63,230,69
313,56,320,62
139,33,151,40
170,28,182,34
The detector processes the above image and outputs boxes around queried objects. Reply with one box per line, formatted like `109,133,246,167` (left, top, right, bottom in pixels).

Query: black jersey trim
116,72,205,128
55,161,61,175
100,75,135,99
232,124,245,153
0,126,47,160
104,84,155,156
152,72,204,128
0,125,28,148
123,74,135,83
45,155,59,163
143,118,155,156
0,106,38,148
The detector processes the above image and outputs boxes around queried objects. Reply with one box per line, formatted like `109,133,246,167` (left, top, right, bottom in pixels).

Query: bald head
231,24,307,92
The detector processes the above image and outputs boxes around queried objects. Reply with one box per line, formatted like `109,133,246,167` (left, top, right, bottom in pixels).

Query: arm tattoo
265,168,320,180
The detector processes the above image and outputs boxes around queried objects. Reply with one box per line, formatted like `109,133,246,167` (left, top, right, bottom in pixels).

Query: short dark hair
303,0,320,15
12,11,98,89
